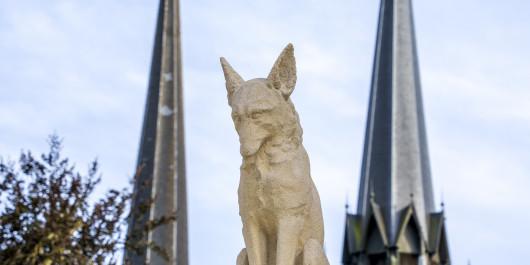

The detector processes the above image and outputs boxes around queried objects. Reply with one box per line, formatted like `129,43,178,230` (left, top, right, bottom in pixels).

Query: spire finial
345,192,349,212
441,189,445,211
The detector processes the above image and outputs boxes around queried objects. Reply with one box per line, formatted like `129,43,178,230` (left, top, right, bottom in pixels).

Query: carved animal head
221,44,302,157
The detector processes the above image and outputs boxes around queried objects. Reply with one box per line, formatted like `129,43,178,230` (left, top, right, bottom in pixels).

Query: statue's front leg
276,216,303,265
242,220,267,265
236,248,249,265
301,239,329,265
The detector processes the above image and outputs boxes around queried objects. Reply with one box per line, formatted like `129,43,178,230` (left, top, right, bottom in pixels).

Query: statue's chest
239,161,308,212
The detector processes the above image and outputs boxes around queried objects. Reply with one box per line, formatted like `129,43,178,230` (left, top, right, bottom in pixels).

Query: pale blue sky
1,1,529,264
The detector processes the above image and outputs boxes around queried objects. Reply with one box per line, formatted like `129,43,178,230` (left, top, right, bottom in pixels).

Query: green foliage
0,135,175,265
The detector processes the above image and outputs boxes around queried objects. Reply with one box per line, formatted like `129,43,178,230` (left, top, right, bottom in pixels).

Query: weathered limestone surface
221,44,330,265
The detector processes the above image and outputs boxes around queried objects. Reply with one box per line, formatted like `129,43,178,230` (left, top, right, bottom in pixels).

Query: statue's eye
251,113,262,119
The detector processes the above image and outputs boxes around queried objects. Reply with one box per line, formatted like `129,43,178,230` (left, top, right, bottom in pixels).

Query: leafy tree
0,135,174,265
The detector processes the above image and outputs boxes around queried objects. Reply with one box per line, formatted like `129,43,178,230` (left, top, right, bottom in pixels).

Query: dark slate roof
428,212,450,263
342,214,362,264
396,203,424,244
428,212,444,253
369,199,389,246
356,0,435,245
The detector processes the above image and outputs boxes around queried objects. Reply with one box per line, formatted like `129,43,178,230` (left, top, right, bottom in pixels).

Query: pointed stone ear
220,57,244,105
267,43,297,99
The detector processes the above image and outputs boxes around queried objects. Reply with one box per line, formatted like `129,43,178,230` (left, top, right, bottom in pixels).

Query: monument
124,0,188,264
341,0,450,264
221,44,330,265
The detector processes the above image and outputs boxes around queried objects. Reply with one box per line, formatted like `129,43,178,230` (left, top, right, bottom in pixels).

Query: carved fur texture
221,44,330,265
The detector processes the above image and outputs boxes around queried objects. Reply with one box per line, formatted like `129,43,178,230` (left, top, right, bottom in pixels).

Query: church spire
125,0,188,264
357,0,434,244
343,0,450,264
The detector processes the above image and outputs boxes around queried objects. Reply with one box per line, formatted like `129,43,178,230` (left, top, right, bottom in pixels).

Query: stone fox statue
221,44,330,265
